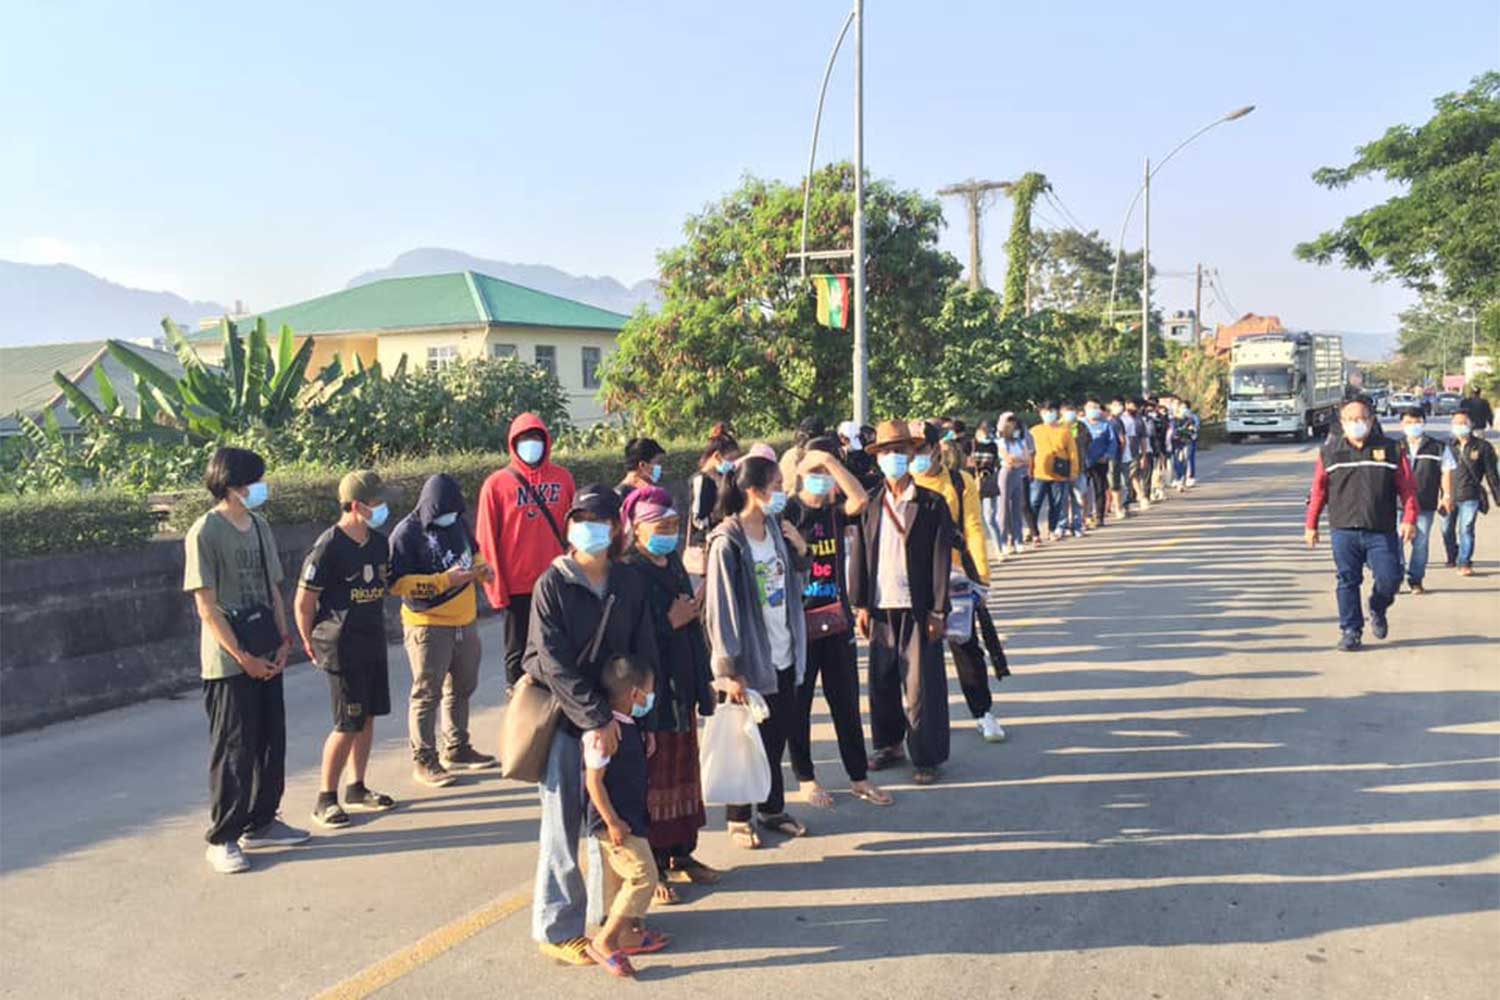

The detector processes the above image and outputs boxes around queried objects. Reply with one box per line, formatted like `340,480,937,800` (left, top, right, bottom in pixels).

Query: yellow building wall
193,334,378,376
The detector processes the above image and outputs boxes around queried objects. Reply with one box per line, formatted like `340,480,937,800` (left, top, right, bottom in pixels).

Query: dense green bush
0,488,158,558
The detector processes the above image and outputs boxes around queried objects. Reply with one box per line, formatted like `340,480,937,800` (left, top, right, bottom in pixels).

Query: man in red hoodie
477,414,576,686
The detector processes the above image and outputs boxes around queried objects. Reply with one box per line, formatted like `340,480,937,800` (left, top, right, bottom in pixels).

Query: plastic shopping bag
699,689,772,805
945,572,976,644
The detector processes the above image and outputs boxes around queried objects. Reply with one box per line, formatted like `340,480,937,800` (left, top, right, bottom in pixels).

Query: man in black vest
1305,398,1419,651
850,420,955,785
1440,408,1500,576
1396,407,1454,594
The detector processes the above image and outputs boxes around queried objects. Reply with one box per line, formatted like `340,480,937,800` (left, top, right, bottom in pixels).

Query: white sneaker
1052,529,1065,541
206,842,250,874
1185,476,1196,488
977,713,1007,743
1175,481,1185,493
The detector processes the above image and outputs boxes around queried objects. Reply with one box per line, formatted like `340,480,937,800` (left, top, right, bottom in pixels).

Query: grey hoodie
702,514,807,694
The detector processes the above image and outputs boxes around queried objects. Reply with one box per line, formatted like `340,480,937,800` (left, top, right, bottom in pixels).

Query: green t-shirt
183,509,284,680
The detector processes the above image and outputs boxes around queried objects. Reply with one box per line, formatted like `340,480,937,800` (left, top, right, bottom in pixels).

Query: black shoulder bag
221,517,283,658
508,466,566,547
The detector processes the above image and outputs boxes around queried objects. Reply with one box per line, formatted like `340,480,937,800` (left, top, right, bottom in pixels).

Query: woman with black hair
617,437,667,499
683,424,741,579
702,452,810,848
184,447,307,874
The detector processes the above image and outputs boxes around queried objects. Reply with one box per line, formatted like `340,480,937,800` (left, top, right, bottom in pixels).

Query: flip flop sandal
727,820,761,849
344,788,397,812
653,883,683,905
584,942,636,978
622,930,672,955
757,813,807,837
539,937,595,966
804,787,836,809
669,857,723,884
851,784,894,806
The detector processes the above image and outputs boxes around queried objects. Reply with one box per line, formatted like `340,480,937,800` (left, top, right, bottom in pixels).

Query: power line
1043,190,1089,234
1210,268,1239,317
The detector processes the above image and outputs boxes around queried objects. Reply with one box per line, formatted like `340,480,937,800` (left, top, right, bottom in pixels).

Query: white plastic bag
945,572,976,644
699,689,771,805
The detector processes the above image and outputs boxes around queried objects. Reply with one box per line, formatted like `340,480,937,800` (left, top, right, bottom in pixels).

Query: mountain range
0,251,660,348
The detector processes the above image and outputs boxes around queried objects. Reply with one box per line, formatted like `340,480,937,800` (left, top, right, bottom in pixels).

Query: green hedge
0,488,159,559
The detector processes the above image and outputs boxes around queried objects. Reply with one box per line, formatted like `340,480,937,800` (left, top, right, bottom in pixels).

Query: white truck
1226,332,1345,442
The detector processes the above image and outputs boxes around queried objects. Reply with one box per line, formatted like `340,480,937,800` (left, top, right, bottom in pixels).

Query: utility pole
1193,262,1203,345
937,179,1010,291
851,0,868,425
1140,156,1151,397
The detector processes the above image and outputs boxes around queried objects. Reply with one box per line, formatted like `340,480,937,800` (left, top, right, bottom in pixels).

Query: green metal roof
188,271,629,341
0,340,187,435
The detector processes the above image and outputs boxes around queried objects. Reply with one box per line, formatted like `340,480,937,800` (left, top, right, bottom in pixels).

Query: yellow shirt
1030,424,1083,483
913,465,991,587
388,554,487,628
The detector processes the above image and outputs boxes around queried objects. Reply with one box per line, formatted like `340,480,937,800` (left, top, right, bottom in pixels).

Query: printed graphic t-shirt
783,498,845,611
748,528,793,670
300,525,391,672
183,510,285,680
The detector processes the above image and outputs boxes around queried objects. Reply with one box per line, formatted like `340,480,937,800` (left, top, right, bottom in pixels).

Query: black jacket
1448,435,1500,508
618,551,715,732
388,474,476,615
1405,435,1446,512
522,556,660,736
848,481,955,617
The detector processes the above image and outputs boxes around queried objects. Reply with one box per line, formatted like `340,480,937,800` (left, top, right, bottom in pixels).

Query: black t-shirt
301,525,391,671
783,496,847,611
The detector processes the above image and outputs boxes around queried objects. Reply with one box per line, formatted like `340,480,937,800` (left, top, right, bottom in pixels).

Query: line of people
181,400,1211,977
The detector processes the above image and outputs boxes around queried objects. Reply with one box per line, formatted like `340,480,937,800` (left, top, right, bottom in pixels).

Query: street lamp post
1106,106,1255,395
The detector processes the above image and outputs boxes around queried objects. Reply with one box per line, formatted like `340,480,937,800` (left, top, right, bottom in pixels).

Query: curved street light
1105,105,1255,394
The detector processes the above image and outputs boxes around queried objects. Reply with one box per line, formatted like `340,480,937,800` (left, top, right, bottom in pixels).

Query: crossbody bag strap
250,515,274,605
507,466,566,548
579,593,616,668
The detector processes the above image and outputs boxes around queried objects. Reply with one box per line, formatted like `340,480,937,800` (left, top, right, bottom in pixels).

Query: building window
426,345,459,371
581,346,602,389
490,342,517,360
534,344,557,380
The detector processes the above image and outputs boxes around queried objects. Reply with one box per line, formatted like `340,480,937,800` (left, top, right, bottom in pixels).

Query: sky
2,0,1496,332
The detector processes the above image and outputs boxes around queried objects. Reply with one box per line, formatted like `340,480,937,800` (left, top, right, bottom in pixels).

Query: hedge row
0,488,159,559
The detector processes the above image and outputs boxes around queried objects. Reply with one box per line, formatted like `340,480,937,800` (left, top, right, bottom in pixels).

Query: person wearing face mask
1305,399,1419,651
849,420,956,785
684,425,741,580
837,418,881,494
996,413,1032,555
1082,398,1120,527
1394,408,1453,594
477,413,576,687
1175,399,1202,489
388,474,497,788
297,470,400,829
617,437,667,500
617,487,720,899
703,453,811,846
1440,411,1500,577
186,447,307,874
1029,400,1083,544
525,484,660,965
780,417,827,498
780,438,891,808
969,421,1004,555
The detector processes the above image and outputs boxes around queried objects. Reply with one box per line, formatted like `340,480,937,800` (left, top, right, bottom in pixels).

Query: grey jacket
703,514,807,694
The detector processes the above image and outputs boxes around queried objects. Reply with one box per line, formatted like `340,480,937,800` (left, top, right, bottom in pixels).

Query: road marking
310,890,530,1000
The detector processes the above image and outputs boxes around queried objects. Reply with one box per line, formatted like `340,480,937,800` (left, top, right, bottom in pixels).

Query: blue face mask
716,459,735,476
911,454,934,475
630,690,656,719
650,463,662,483
1040,412,1058,425
878,453,909,480
243,481,269,509
765,490,788,516
366,502,389,529
1345,420,1370,441
516,438,546,465
804,473,834,496
1085,407,1102,421
433,512,459,528
1403,423,1425,439
1453,423,1473,438
568,520,612,555
645,533,679,556
942,430,957,442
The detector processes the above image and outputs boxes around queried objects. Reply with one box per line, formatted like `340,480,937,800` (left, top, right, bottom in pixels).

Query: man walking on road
1305,398,1419,651
476,414,576,687
1457,386,1493,437
1440,409,1500,577
1397,408,1453,594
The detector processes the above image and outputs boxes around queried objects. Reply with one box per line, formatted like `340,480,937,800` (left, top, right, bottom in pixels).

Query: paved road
3,433,1497,999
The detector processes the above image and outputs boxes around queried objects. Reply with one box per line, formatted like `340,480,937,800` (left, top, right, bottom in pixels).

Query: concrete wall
0,525,419,734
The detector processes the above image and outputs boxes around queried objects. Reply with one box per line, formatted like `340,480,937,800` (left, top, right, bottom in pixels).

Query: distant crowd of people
182,392,1219,977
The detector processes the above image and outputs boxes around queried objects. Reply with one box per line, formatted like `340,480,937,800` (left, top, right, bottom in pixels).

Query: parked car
1434,392,1462,415
1386,392,1420,415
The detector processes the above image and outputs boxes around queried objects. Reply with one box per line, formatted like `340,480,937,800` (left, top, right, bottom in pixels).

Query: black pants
1087,462,1110,521
204,674,286,845
502,593,532,687
788,634,869,783
948,633,993,719
726,666,796,822
868,610,950,768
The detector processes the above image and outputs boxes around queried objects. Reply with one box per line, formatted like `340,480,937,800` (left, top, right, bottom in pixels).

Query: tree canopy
1028,227,1150,318
1295,72,1500,306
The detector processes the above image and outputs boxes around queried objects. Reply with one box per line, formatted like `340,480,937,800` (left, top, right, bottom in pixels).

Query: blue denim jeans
532,730,600,944
1069,476,1089,532
1440,499,1481,568
1402,510,1435,585
1330,528,1402,635
998,468,1027,547
1187,440,1198,478
1029,479,1068,535
980,495,1003,551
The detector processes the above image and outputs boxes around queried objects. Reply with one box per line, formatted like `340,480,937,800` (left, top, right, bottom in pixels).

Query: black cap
568,483,622,521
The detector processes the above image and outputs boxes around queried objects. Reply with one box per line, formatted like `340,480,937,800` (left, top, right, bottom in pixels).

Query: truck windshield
1232,367,1294,397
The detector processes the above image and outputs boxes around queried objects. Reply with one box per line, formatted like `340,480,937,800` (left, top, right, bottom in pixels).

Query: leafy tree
1295,72,1500,306
601,163,960,435
1000,172,1048,317
1029,228,1151,318
1160,343,1228,421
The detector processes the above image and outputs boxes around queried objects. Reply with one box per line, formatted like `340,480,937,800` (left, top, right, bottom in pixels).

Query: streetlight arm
799,7,856,278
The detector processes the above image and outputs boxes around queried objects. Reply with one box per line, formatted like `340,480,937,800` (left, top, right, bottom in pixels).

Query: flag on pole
812,274,851,329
